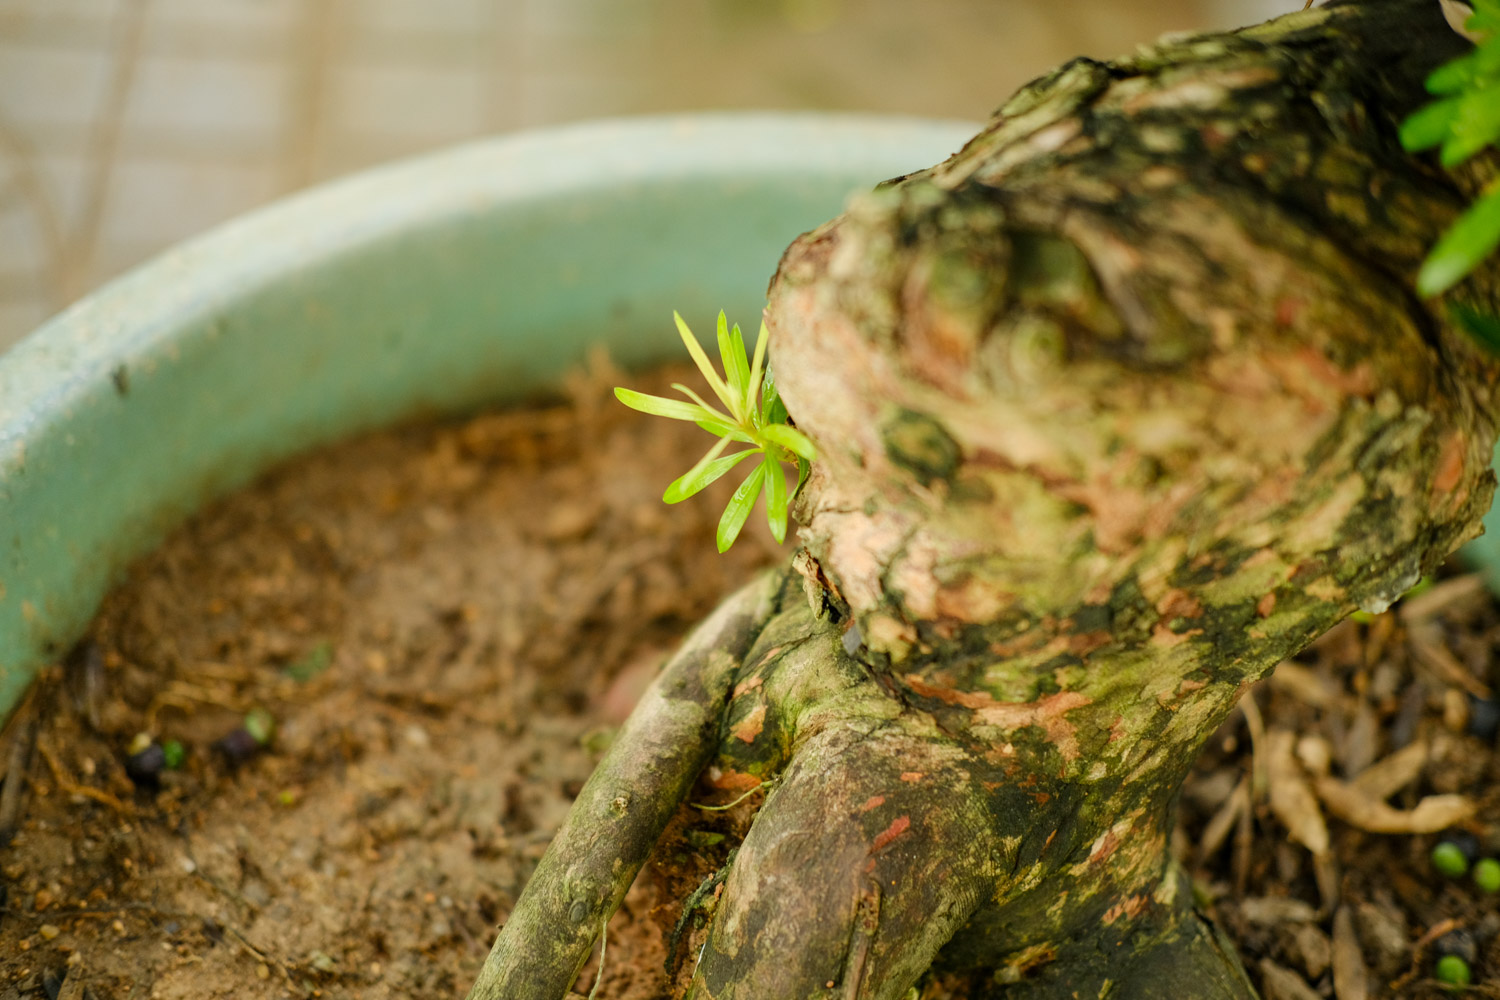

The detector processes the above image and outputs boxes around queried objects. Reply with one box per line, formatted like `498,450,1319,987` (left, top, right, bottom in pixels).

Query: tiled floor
0,0,1278,351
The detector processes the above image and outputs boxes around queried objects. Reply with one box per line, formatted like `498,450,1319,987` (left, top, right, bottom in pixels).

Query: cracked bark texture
468,1,1500,997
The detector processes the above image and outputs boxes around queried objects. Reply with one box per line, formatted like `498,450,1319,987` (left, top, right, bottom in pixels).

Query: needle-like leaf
614,387,718,423
718,312,750,403
695,418,755,443
1400,95,1462,151
717,464,765,553
1439,80,1500,167
664,439,756,503
1406,11,1500,310
675,311,739,420
761,367,788,428
617,310,820,553
731,323,751,405
1418,182,1500,296
763,454,788,544
760,423,818,462
747,321,770,423
671,383,733,425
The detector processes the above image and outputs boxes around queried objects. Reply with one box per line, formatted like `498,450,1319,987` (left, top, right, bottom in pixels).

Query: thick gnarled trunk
468,1,1500,997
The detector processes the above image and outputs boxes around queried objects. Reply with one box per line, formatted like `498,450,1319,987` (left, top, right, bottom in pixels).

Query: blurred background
0,0,1287,353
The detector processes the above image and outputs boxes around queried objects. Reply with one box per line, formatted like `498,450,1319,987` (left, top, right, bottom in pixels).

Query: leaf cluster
1400,0,1500,297
615,312,816,552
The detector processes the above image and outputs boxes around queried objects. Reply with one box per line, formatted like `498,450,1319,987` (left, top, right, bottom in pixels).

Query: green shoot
615,311,816,552
1400,0,1500,299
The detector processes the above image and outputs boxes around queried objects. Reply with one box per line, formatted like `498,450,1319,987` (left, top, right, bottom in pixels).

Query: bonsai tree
468,0,1500,996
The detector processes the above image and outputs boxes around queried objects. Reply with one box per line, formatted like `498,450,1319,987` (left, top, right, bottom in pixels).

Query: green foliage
1475,857,1500,892
615,312,816,552
1401,0,1500,297
284,640,333,682
1436,953,1473,989
244,706,276,746
161,739,186,770
1432,839,1471,877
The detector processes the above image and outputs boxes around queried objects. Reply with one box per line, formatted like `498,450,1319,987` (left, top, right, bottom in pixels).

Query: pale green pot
0,114,978,724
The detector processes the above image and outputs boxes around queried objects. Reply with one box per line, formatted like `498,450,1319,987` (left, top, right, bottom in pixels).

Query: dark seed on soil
1468,696,1500,742
1435,929,1477,964
124,744,167,788
213,728,262,768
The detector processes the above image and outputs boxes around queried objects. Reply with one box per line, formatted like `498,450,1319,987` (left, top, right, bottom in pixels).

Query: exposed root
465,571,781,1000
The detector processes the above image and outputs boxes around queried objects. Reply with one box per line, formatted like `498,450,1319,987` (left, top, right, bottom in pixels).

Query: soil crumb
1,357,1498,999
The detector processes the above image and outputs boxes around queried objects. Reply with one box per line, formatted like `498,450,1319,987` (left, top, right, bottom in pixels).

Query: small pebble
256,963,270,980
1467,696,1500,742
38,925,60,940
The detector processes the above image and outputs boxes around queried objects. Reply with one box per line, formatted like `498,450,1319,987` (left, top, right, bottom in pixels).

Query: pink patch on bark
870,815,911,854
731,676,764,698
732,704,767,745
1275,297,1302,327
1102,894,1149,925
1432,430,1466,500
902,676,1093,761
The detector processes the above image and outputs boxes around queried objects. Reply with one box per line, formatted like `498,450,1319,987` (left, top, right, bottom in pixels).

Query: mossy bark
468,1,1500,997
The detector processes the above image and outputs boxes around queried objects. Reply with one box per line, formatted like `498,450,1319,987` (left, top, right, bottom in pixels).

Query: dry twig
35,734,135,815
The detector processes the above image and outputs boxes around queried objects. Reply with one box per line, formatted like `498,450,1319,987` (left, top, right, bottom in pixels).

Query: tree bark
468,1,1500,997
